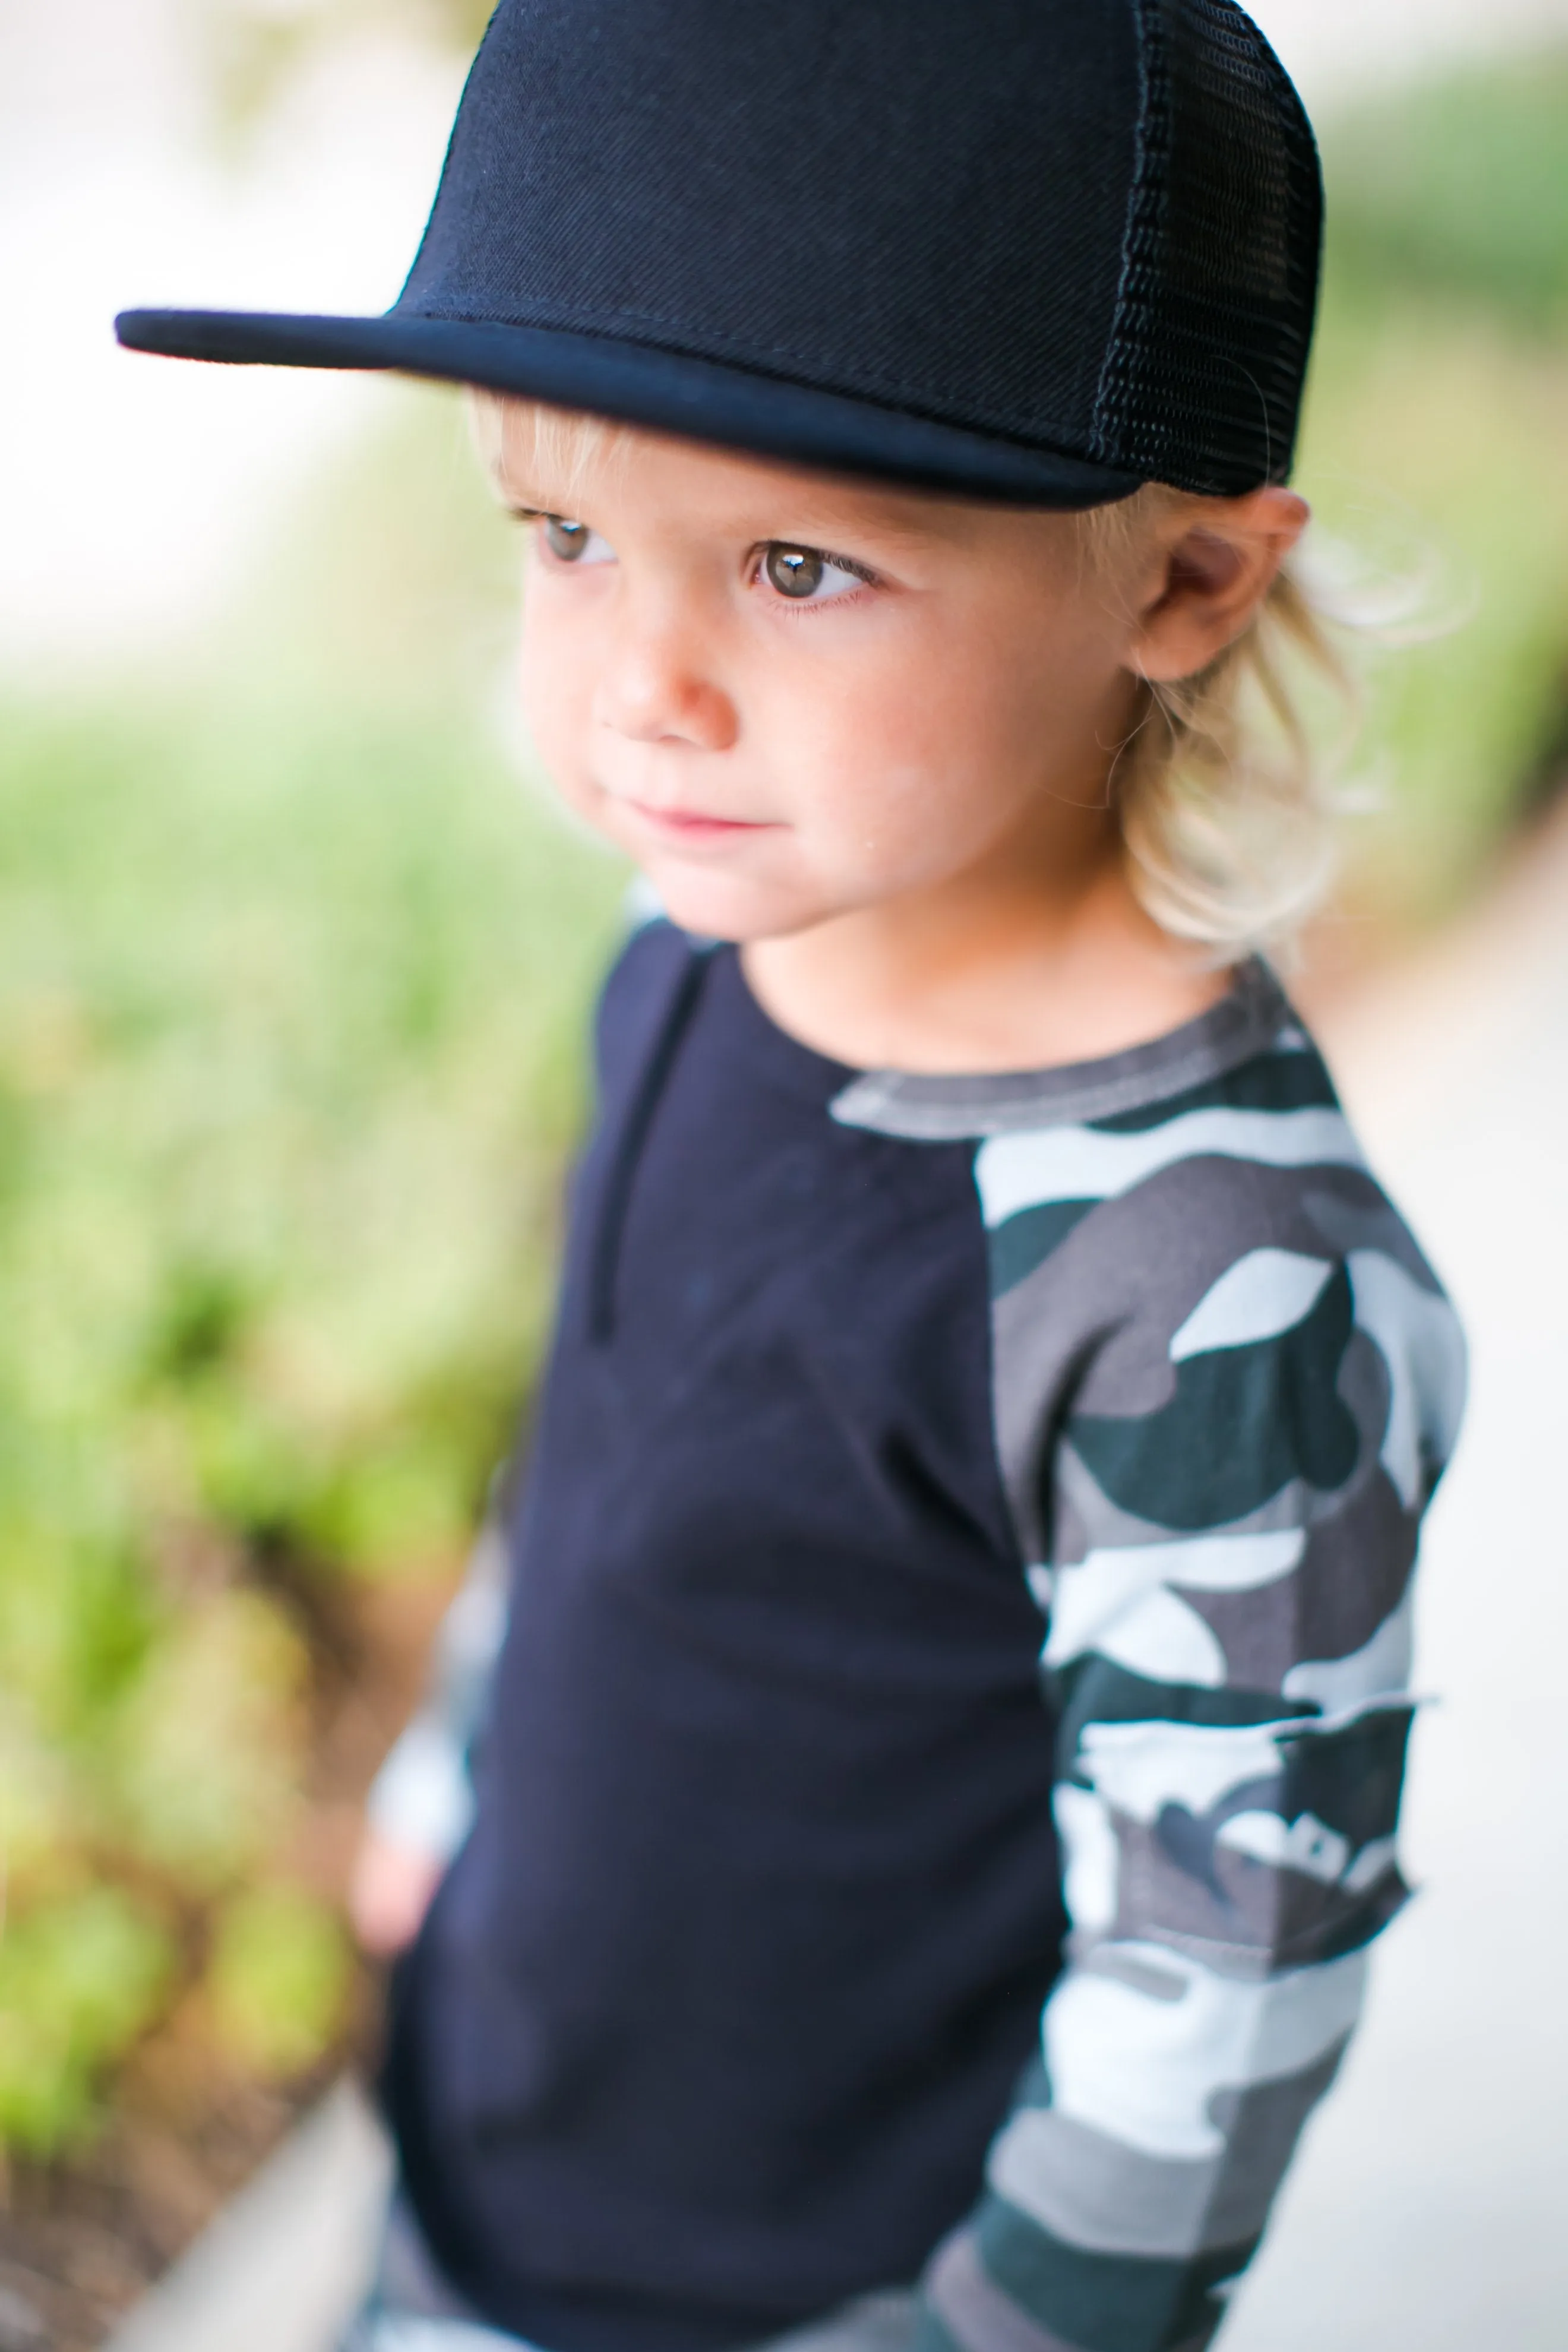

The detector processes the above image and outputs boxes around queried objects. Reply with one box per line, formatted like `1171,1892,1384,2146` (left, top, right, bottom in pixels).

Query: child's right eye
540,516,616,566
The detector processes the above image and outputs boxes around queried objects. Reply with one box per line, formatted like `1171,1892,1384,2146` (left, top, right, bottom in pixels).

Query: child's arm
349,1510,510,1955
918,1174,1467,2352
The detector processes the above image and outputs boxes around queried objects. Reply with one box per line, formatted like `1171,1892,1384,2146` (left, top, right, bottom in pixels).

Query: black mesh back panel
1093,0,1323,492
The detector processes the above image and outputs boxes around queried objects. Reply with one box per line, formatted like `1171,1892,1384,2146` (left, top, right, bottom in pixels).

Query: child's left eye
759,543,870,603
540,516,617,566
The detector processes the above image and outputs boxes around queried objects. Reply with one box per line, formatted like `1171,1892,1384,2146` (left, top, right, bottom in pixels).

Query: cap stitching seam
1090,0,1159,463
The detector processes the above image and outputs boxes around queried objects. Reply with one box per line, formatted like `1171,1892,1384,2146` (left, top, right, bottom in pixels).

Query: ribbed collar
698,934,1297,1142
826,959,1297,1140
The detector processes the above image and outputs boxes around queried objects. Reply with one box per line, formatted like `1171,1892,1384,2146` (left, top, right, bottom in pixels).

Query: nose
593,592,738,754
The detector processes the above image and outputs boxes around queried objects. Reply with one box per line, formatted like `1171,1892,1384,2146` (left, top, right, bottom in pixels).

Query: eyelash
511,511,883,600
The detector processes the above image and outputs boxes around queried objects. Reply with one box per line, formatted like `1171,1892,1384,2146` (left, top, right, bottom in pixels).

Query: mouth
621,798,780,846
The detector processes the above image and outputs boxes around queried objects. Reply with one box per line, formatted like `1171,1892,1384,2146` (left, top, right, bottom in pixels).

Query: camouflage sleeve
918,1039,1468,2352
365,1509,510,1861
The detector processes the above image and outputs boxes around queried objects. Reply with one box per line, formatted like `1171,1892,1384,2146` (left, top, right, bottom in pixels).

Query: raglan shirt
378,918,1466,2352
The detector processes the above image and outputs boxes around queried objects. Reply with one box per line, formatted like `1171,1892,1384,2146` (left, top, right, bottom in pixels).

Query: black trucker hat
116,0,1322,510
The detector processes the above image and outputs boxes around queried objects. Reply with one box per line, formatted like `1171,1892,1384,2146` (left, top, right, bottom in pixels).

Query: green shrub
106,1590,309,1889
1323,54,1568,332
207,1887,353,2079
0,664,622,2151
1296,276,1568,914
0,1891,172,2154
1298,49,1568,915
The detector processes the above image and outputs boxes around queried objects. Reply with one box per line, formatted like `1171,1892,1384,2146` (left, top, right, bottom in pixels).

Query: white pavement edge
104,2080,392,2352
1223,810,1568,2350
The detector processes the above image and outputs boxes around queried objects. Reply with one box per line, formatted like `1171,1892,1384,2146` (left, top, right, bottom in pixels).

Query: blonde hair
473,393,1357,963
1074,486,1355,965
470,390,627,512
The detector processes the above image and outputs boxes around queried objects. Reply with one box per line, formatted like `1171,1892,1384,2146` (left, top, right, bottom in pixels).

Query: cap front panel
397,0,1142,456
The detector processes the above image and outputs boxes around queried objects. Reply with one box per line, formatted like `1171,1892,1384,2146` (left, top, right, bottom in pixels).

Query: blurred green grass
2,46,1566,2155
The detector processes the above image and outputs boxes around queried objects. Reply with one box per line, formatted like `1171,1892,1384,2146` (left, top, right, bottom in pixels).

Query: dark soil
0,1573,453,2352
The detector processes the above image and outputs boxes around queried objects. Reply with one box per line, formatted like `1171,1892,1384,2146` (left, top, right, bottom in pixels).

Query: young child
118,7,1467,2351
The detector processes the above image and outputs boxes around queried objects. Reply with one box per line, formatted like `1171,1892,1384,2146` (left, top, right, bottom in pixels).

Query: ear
1129,487,1309,684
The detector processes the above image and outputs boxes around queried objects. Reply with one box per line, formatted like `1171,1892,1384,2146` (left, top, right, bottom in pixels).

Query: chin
642,859,834,946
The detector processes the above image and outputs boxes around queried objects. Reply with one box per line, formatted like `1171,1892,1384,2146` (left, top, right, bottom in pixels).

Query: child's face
502,419,1171,943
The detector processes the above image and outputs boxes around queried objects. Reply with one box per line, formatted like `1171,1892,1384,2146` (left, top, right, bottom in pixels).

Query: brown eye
544,516,590,560
764,544,824,599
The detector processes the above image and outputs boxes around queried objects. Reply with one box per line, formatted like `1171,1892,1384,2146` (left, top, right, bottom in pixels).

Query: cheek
766,629,1049,876
517,588,596,782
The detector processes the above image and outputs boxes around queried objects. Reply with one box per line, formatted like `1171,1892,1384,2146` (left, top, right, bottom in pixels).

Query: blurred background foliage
193,0,498,138
2,21,1566,2164
0,410,625,2152
1303,54,1568,901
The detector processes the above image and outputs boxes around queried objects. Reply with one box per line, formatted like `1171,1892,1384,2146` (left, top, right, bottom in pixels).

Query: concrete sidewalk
1221,820,1568,2349
103,2085,390,2352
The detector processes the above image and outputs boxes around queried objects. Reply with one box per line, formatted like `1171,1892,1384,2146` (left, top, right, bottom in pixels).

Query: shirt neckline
701,932,1297,1140
828,957,1297,1138
706,941,861,1107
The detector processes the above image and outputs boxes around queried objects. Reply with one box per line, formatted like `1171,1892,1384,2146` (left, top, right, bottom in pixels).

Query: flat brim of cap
113,308,1142,509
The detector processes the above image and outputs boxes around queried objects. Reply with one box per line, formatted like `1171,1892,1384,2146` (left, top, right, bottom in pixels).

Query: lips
622,799,777,843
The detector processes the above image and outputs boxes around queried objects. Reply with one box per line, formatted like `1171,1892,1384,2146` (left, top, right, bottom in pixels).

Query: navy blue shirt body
385,924,1067,2352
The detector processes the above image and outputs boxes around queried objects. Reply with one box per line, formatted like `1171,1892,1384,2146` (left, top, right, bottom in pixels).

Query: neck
741,843,1229,1076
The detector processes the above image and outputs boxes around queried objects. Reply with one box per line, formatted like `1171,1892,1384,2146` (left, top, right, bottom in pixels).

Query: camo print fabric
837,960,1466,2352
